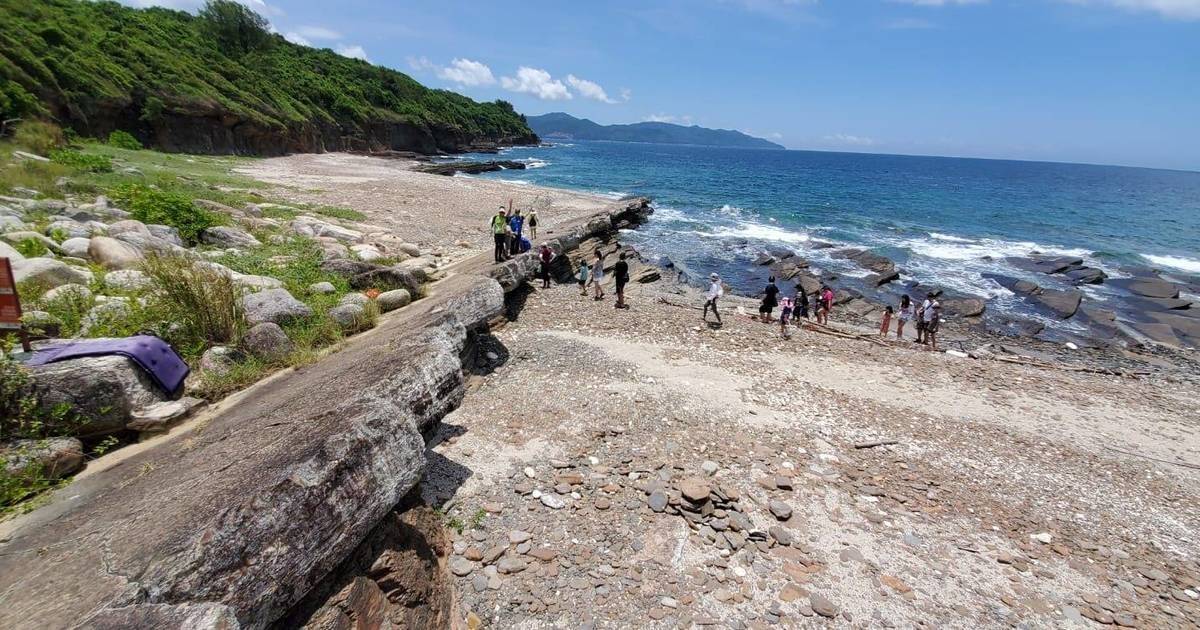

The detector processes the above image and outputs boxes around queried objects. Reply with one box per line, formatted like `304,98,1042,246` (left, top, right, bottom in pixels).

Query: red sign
0,257,22,330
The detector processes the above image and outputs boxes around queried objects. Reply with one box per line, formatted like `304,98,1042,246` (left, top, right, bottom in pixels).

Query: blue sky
131,0,1199,170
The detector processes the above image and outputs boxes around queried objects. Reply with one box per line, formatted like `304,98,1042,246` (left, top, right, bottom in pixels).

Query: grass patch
108,183,225,244
13,237,48,258
107,130,142,151
12,121,65,156
140,254,245,358
0,148,74,197
312,205,365,222
49,148,112,173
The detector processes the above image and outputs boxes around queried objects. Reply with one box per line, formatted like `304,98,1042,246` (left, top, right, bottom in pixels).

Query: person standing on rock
591,249,606,300
922,293,941,350
758,276,779,323
577,258,590,296
703,273,723,324
614,252,630,309
508,209,525,255
538,243,555,289
896,295,914,340
491,207,509,263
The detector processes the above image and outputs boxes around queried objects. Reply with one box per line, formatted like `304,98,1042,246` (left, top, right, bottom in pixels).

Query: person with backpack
703,273,723,324
577,259,591,296
614,252,630,309
527,208,540,240
490,207,508,263
508,209,525,255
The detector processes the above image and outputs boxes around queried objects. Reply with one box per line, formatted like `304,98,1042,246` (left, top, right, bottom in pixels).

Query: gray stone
1029,289,1082,319
45,219,91,239
242,288,313,326
241,322,295,361
809,593,839,618
107,220,151,238
768,526,793,546
113,231,185,255
769,500,793,520
146,224,184,246
449,557,474,577
375,288,412,312
12,258,91,288
231,273,283,291
42,283,93,307
199,346,236,377
338,292,370,307
21,310,63,337
0,215,27,232
79,300,131,336
127,398,206,432
0,240,25,261
941,297,986,318
88,236,144,270
2,232,62,256
60,237,91,258
1110,277,1179,299
540,493,566,509
308,281,336,294
201,226,261,249
29,355,165,436
648,491,668,512
104,269,152,292
1,437,85,480
291,216,363,243
701,460,719,476
328,303,370,332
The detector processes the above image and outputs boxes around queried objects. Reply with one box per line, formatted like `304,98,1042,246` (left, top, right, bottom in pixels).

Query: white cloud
644,113,694,124
437,58,497,86
284,31,311,46
1064,0,1200,20
823,133,876,146
620,88,633,102
500,67,572,100
336,45,369,61
295,25,341,40
407,56,436,72
566,75,616,103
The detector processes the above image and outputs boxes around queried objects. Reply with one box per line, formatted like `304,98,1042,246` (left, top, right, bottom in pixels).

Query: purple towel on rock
27,335,190,395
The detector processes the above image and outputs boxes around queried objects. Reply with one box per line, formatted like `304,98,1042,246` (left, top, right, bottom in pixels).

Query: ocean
458,141,1200,332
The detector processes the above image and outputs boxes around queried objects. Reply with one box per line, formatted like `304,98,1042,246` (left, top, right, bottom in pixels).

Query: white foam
900,236,1091,262
1142,254,1200,274
706,222,812,245
928,232,977,243
520,158,549,169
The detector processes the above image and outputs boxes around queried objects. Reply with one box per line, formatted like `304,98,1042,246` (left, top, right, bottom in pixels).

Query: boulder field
0,198,651,629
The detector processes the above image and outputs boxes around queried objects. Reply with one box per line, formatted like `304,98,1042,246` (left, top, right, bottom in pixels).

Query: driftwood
1104,446,1200,470
854,439,899,449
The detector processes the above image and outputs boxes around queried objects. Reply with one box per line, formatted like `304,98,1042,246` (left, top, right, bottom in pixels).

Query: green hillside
0,0,535,154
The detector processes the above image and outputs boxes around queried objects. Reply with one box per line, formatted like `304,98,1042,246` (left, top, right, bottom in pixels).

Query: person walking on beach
577,259,591,296
796,288,810,321
879,305,893,337
922,293,941,350
614,252,630,309
703,273,723,324
779,297,793,338
527,208,539,240
591,249,606,300
759,276,780,323
915,299,927,344
816,285,833,324
508,209,525,255
896,295,914,340
491,207,509,263
538,243,555,289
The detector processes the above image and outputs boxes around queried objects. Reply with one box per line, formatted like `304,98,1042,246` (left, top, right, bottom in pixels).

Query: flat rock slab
1028,288,1082,319
1109,277,1180,299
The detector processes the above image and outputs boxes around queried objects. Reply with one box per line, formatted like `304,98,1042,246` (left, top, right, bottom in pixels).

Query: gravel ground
237,153,612,263
424,267,1200,629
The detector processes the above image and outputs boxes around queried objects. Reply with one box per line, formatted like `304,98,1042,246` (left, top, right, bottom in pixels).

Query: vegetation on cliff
527,112,785,149
0,0,534,154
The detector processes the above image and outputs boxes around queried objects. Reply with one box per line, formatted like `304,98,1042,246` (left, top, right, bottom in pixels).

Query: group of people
574,249,631,308
879,293,942,349
747,276,837,338
491,205,540,263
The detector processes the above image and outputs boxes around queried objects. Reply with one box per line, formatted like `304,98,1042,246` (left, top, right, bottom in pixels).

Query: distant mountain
527,113,784,150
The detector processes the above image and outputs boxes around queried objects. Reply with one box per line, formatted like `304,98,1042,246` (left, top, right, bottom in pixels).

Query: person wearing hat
490,206,509,263
703,273,724,324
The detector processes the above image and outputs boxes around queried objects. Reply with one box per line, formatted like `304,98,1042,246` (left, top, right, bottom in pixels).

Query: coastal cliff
0,0,536,156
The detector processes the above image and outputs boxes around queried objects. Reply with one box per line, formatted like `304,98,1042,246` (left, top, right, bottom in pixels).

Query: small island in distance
527,112,785,150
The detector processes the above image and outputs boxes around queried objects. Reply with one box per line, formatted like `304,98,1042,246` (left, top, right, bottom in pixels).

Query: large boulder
107,219,152,238
45,219,91,239
941,297,986,318
1,437,85,480
291,216,363,243
2,231,62,255
833,248,895,274
147,224,184,246
985,273,1041,295
241,322,295,362
42,283,93,307
105,269,153,292
60,237,91,259
1109,277,1180,299
1065,267,1106,285
201,226,262,249
114,231,186,255
11,258,91,288
328,303,371,332
0,240,25,261
322,259,422,295
88,235,144,270
242,288,313,326
0,215,27,233
1029,288,1082,319
29,355,166,436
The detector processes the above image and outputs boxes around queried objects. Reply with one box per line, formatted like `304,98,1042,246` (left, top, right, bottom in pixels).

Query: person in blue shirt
508,209,524,255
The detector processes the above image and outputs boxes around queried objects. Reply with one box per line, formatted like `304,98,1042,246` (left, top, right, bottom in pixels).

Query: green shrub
109,183,221,243
49,149,112,173
140,254,245,357
314,205,366,221
14,237,48,258
13,120,65,156
107,130,143,150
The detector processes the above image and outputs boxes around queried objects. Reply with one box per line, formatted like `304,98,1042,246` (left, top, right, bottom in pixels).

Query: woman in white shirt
703,273,723,324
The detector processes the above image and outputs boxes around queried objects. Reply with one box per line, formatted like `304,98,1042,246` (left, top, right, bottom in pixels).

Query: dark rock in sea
1065,267,1107,285
414,160,527,176
809,241,836,250
1078,304,1116,323
941,297,986,318
1006,256,1080,275
1028,288,1082,319
1125,296,1193,312
866,270,900,287
842,298,878,317
1124,321,1184,347
832,248,896,274
1108,277,1180,299
985,273,1041,295
1146,311,1200,342
988,318,1045,338
771,258,809,280
754,252,776,266
834,288,862,305
768,248,795,261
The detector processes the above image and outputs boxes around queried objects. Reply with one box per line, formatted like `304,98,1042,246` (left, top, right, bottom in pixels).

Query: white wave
506,179,532,185
716,204,748,217
928,232,977,243
649,206,694,223
519,158,549,169
706,222,812,245
1142,254,1200,274
900,236,1091,262
599,190,627,200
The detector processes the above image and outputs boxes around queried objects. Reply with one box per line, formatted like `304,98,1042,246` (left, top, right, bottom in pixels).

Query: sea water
462,141,1200,326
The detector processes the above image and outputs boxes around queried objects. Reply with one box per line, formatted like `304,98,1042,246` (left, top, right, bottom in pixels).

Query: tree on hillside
198,0,273,55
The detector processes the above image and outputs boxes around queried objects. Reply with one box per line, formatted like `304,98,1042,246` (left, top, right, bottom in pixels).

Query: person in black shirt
758,276,779,322
613,252,630,309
